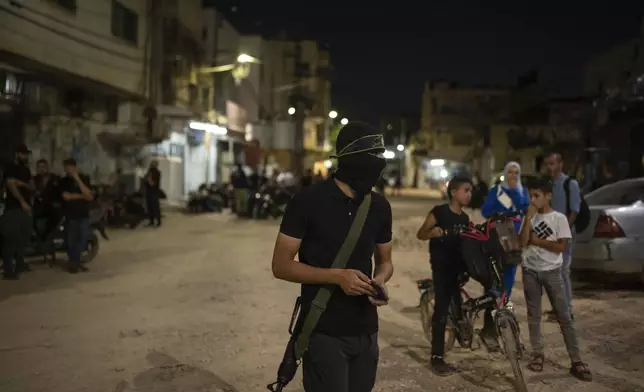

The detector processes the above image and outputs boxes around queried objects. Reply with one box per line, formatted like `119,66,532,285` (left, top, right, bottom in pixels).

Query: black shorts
303,333,379,392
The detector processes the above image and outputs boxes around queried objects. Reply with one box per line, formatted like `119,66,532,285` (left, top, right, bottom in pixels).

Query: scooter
252,185,292,220
0,206,108,268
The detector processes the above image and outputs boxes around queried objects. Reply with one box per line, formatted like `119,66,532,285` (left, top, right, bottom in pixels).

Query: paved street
0,198,643,392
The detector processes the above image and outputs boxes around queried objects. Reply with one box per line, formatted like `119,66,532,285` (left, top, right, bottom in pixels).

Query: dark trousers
234,188,249,216
303,333,378,392
430,261,463,357
65,217,89,268
146,195,161,225
0,209,32,275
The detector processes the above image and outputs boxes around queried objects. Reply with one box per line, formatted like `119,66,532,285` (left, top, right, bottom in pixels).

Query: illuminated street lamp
236,53,260,64
396,144,404,152
328,110,338,119
288,107,296,115
340,118,348,125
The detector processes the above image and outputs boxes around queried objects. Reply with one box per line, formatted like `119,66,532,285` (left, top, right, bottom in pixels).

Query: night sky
221,1,644,126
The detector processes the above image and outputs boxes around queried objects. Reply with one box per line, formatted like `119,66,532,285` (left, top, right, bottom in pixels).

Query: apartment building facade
419,81,510,164
0,0,152,181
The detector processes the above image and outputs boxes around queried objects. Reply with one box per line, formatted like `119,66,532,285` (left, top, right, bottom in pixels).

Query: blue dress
481,185,530,297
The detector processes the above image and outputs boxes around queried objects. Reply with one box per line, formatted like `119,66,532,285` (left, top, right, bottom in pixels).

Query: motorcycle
39,205,108,265
252,185,292,220
0,205,108,268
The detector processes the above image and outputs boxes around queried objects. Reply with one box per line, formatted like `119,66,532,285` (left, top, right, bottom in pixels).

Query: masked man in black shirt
57,158,93,274
271,122,394,392
1,144,35,279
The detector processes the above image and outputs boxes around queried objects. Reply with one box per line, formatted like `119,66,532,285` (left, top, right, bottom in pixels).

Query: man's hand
20,200,31,213
335,269,377,296
526,203,538,218
368,278,389,307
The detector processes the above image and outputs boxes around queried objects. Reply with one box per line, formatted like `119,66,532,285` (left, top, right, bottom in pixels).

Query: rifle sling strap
294,193,372,359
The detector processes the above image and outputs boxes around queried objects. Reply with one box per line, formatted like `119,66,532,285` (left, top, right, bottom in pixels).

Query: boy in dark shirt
416,175,473,375
57,158,93,274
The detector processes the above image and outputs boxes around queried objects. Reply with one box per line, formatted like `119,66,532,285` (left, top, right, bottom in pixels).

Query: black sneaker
430,356,456,376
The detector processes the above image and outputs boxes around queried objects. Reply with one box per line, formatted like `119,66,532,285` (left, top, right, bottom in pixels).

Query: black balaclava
332,122,387,196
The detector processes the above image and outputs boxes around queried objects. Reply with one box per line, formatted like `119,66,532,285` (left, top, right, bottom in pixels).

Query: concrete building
418,81,510,183
584,18,644,97
581,18,644,180
238,37,332,174
0,0,152,180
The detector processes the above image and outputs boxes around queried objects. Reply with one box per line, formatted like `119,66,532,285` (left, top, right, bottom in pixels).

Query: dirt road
0,199,642,392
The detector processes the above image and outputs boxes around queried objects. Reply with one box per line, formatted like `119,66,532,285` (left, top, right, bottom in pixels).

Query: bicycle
417,211,528,392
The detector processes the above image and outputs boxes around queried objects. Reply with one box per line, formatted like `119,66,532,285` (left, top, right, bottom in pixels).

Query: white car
571,178,644,284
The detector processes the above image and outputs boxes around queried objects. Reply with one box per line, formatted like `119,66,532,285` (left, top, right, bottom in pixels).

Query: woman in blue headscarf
480,161,529,347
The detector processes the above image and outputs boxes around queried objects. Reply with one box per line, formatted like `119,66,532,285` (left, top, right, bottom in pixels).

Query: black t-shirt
145,168,161,193
58,175,92,219
2,163,32,210
429,204,470,263
279,178,393,337
34,174,61,207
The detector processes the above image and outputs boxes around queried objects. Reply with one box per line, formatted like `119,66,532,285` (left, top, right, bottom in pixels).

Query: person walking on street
1,144,35,280
543,152,580,320
58,159,94,274
145,160,162,227
271,122,393,392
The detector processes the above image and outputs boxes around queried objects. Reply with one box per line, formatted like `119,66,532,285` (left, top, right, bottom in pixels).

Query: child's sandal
527,354,544,372
570,362,592,381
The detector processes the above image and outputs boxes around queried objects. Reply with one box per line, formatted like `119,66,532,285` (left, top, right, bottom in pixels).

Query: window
111,0,138,44
201,87,210,109
52,0,77,12
452,133,473,146
618,185,644,205
585,180,644,206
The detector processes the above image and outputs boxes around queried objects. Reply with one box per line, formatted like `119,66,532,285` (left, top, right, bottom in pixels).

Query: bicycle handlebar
441,210,522,237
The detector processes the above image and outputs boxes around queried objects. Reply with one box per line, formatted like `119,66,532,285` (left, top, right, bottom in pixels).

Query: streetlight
288,107,295,115
340,118,348,125
236,53,260,64
328,110,338,119
396,144,404,152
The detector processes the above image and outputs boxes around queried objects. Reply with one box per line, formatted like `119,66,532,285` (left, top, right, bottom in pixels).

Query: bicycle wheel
498,315,528,392
419,291,457,351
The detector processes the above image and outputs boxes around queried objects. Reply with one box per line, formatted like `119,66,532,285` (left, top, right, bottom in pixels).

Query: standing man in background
543,152,580,320
1,144,34,280
145,160,162,227
231,163,249,217
58,158,94,274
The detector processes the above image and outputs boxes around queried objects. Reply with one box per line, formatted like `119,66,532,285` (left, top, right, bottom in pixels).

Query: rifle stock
267,337,299,391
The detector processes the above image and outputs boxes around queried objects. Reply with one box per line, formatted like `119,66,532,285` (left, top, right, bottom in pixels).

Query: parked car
571,177,644,285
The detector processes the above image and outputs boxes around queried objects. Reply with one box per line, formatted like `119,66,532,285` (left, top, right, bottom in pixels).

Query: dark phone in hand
371,281,389,302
